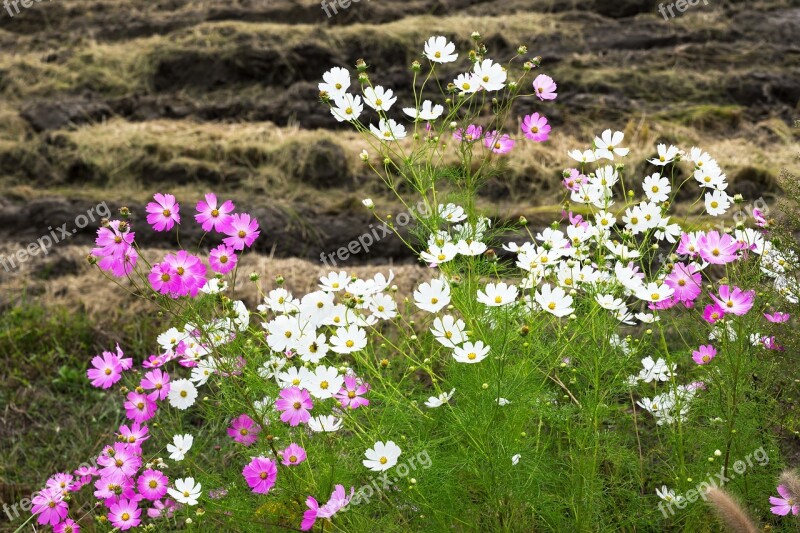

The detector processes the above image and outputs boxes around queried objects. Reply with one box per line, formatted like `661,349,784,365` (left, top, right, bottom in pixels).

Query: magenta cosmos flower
209,244,238,274
532,74,557,101
703,303,726,324
124,390,158,423
118,421,149,450
711,285,755,316
87,350,124,389
484,130,515,154
146,193,181,232
137,469,169,501
146,498,177,519
162,250,208,297
452,124,483,142
335,376,370,410
31,488,68,526
227,414,261,446
301,484,354,531
665,262,702,303
195,193,235,232
108,498,141,530
770,485,800,516
54,518,81,533
697,231,741,265
242,456,278,494
280,443,307,466
223,213,260,251
765,311,791,323
692,344,717,365
521,112,550,142
98,443,142,479
275,387,313,426
141,369,170,401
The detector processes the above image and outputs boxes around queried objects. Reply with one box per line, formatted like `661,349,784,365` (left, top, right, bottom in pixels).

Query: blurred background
0,0,797,528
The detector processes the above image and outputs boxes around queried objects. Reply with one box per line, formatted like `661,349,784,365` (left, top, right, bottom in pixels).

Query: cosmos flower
363,441,402,472
484,130,515,154
275,387,314,426
108,498,141,530
137,470,169,501
195,193,235,232
209,244,237,274
424,36,458,63
167,477,202,506
532,74,557,100
87,350,124,389
710,285,756,316
453,341,490,364
692,345,717,365
521,112,551,142
223,213,260,251
167,433,193,461
242,457,278,494
280,443,307,466
335,375,370,409
227,414,261,446
146,193,180,232
770,485,800,516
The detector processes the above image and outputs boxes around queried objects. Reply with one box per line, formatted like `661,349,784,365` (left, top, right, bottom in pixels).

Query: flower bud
518,215,528,226
362,198,375,209
249,272,259,282
471,31,481,41
355,58,367,72
360,149,369,162
411,60,421,72
517,45,528,55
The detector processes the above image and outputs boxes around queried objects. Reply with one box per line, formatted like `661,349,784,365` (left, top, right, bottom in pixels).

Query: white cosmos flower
367,293,397,320
425,388,455,408
258,288,297,314
595,294,627,312
497,398,511,406
258,355,287,379
477,282,518,307
413,278,451,313
430,315,467,348
276,366,312,389
456,240,487,256
453,72,481,94
370,118,407,141
656,485,682,503
329,324,367,354
594,129,629,160
638,356,674,383
511,454,521,465
403,100,444,121
642,173,671,203
568,149,597,164
308,415,343,433
319,67,350,100
190,359,216,386
330,93,363,123
200,278,227,294
265,314,303,352
158,327,188,354
452,341,490,364
424,36,458,63
473,58,506,91
319,271,350,292
705,190,731,216
635,282,674,303
534,284,574,317
362,85,396,111
168,379,198,410
363,441,402,472
168,477,202,506
167,434,193,461
648,144,680,166
307,365,344,399
296,332,329,364
420,243,459,266
439,203,467,223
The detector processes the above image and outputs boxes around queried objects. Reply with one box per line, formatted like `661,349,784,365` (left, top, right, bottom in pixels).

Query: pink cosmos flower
147,499,177,519
73,465,98,490
242,457,278,494
141,369,171,401
275,387,313,426
92,220,134,257
702,303,726,324
301,484,354,531
31,487,68,526
665,262,702,303
148,262,179,296
98,443,142,479
108,498,141,530
195,193,235,232
223,213,260,251
567,211,589,229
521,112,550,142
142,355,166,368
765,312,791,323
227,414,261,446
692,345,717,365
676,232,700,258
146,193,180,232
762,336,785,351
54,518,81,533
137,470,169,501
452,124,483,142
484,130,515,154
770,485,800,515
753,208,768,228
87,351,123,389
118,422,149,450
162,250,208,297
335,375,370,410
124,391,158,423
114,344,133,371
45,473,74,494
532,74,557,100
562,169,587,192
93,472,137,505
209,244,238,274
280,443,307,466
710,285,756,316
697,231,741,265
